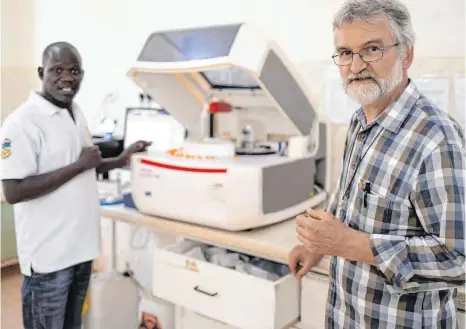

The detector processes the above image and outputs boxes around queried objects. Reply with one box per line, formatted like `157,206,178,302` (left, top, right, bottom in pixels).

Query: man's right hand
288,245,321,279
77,146,101,171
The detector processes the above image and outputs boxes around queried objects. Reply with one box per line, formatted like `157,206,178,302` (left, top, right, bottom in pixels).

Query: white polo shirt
0,91,101,276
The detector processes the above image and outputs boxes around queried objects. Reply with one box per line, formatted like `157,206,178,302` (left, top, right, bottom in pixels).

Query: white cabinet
457,310,465,328
299,272,329,329
175,306,238,329
152,241,300,329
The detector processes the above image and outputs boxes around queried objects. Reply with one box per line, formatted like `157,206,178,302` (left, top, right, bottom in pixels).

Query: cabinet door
1,203,17,265
458,310,465,329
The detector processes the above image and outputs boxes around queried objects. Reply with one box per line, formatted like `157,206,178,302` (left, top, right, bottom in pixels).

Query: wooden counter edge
99,205,331,276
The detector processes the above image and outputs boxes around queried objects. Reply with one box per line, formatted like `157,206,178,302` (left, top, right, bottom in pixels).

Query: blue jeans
21,261,92,329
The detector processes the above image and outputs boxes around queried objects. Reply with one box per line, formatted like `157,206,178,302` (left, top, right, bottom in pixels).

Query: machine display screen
123,108,186,152
201,67,261,89
137,23,261,90
138,24,241,63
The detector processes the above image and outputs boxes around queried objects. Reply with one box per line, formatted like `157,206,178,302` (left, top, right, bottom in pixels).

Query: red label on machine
141,158,227,174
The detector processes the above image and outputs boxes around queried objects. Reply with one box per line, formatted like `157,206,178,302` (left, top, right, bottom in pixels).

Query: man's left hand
296,209,349,257
120,140,152,163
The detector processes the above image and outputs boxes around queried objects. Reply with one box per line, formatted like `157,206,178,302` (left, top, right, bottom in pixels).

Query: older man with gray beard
288,0,465,328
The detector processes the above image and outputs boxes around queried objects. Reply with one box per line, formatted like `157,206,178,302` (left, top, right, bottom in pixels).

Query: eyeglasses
332,43,399,66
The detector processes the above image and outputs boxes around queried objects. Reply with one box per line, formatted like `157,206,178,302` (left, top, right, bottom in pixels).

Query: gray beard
344,60,403,105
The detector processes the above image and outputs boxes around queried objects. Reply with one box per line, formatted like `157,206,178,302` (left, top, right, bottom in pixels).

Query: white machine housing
128,22,330,231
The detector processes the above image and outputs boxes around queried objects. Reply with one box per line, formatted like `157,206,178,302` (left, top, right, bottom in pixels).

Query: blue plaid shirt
325,80,465,329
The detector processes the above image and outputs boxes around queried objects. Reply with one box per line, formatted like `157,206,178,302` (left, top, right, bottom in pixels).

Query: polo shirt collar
28,91,77,116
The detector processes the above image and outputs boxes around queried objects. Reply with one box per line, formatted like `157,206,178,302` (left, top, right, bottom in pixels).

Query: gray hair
333,0,416,50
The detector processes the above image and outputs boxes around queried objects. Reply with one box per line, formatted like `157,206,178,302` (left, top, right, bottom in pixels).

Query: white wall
1,0,38,123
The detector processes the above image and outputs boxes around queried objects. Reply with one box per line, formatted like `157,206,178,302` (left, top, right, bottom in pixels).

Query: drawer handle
194,285,218,297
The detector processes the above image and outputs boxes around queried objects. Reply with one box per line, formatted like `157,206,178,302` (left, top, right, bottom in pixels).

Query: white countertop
100,204,331,276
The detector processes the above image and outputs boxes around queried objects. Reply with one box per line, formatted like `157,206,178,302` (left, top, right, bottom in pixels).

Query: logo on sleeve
1,138,11,159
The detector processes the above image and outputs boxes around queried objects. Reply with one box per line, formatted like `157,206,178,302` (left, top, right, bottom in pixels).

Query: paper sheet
454,77,465,130
413,78,450,113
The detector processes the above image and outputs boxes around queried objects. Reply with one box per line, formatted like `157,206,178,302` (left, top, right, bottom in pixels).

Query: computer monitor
123,107,186,153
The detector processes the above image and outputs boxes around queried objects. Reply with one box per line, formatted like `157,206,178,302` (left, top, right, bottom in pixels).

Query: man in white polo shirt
0,42,150,329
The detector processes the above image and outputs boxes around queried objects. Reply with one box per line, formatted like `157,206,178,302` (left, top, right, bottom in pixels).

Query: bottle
101,118,117,141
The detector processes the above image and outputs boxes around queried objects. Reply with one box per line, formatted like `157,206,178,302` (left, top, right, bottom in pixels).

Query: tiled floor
1,264,23,329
